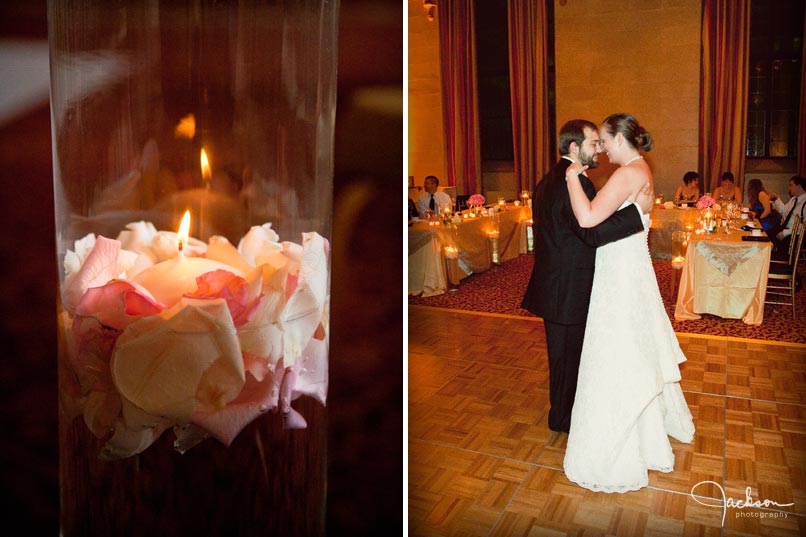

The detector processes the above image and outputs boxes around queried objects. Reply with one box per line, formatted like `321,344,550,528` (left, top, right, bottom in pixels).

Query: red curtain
507,0,551,194
699,0,751,194
799,13,806,176
439,0,481,195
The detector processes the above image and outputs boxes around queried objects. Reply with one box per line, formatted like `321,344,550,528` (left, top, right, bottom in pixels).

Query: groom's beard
579,149,599,169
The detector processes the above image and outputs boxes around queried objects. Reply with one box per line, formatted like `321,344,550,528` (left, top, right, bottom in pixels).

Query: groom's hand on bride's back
636,182,653,214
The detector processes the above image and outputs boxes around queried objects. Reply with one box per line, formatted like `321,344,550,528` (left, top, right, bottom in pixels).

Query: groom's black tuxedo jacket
521,158,645,324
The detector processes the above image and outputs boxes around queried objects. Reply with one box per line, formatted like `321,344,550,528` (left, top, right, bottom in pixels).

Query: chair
795,215,806,272
455,195,470,211
766,220,805,319
770,214,801,269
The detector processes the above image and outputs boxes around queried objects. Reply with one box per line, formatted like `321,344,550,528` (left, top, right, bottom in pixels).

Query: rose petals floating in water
60,222,330,459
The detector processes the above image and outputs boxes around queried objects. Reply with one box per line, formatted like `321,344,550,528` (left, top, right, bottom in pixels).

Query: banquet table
408,205,530,296
673,224,772,325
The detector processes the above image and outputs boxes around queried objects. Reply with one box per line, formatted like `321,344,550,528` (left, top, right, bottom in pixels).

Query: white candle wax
134,256,245,307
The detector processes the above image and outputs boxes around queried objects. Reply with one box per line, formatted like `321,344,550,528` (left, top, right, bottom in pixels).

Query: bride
562,113,695,493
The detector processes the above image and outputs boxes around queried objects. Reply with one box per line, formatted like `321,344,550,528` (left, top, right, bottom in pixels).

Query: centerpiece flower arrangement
695,195,716,210
467,194,485,208
467,194,485,210
695,195,719,232
60,214,328,460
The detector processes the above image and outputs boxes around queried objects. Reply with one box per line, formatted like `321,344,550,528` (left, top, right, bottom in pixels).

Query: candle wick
178,240,185,258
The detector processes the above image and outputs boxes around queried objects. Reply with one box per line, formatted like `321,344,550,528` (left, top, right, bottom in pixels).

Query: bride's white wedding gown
563,202,695,493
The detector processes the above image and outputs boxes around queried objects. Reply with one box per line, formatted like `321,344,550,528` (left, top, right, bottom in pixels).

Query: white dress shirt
772,192,806,238
417,190,452,217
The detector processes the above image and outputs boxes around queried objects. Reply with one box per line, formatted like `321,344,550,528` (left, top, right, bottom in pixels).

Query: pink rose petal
285,273,299,300
191,370,278,446
186,270,263,326
69,315,118,394
243,351,271,382
76,280,164,330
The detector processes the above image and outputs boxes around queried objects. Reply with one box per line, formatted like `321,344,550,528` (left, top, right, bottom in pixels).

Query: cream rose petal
64,233,98,277
173,423,210,454
64,233,95,277
111,298,245,423
206,235,253,274
63,236,121,313
237,289,285,372
120,395,168,431
238,224,282,266
293,337,328,406
100,417,171,461
83,390,121,439
280,233,328,366
115,221,158,252
101,396,173,460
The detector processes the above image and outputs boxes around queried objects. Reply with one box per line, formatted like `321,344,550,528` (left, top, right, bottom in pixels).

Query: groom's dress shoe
548,420,570,434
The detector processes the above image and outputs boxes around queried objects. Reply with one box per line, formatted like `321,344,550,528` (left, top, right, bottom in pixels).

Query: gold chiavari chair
766,220,805,319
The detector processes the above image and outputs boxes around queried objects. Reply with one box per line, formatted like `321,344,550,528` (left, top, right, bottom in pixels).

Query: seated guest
746,178,782,237
416,175,452,218
674,171,700,203
769,175,806,256
713,171,741,204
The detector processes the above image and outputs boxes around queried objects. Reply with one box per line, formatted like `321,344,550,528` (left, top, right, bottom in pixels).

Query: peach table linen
674,228,771,325
408,206,529,297
649,206,701,259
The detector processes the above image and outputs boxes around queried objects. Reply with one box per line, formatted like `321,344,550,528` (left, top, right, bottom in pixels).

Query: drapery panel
799,12,806,176
507,0,551,194
699,0,751,194
439,0,481,195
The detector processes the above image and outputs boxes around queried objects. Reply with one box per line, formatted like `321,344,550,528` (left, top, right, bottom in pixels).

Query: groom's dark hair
558,119,597,156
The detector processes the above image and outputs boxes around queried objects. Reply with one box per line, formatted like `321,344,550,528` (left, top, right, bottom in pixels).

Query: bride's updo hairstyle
602,113,654,152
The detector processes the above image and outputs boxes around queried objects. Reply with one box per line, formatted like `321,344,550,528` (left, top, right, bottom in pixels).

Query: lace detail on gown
563,202,695,493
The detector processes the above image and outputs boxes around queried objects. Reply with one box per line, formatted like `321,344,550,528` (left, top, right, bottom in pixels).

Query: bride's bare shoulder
610,163,651,185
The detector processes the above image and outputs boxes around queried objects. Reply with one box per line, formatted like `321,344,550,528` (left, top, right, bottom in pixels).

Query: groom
521,119,649,433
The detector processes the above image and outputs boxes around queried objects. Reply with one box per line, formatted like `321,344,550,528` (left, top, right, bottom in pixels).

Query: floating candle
133,210,244,306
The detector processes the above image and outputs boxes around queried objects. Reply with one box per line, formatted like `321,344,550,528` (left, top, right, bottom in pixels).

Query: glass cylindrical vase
48,1,337,535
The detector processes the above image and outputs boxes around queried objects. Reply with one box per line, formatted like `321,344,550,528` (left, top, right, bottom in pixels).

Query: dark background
0,1,402,534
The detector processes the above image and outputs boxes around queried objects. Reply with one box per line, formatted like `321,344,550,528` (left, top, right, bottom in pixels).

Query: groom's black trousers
543,319,585,433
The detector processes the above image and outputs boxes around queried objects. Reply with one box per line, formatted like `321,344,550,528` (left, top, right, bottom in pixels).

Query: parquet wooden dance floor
408,306,806,536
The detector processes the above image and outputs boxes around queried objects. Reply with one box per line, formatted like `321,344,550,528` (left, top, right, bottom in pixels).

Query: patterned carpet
409,254,806,344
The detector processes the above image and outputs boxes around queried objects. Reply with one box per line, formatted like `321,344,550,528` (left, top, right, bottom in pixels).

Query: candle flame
177,210,191,252
200,148,211,183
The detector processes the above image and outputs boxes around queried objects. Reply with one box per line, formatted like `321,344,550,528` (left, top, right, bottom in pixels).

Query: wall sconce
424,0,437,21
